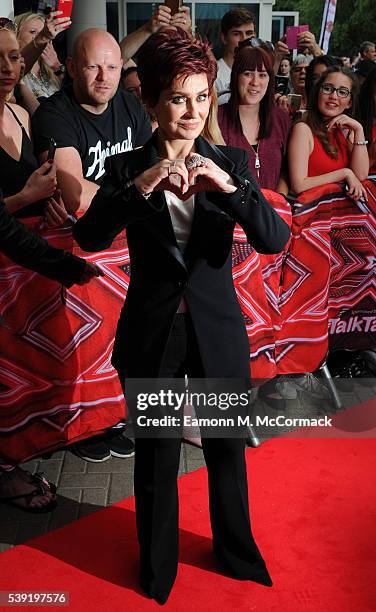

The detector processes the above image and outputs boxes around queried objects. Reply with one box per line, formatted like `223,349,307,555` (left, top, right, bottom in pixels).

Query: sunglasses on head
0,17,16,32
235,37,275,54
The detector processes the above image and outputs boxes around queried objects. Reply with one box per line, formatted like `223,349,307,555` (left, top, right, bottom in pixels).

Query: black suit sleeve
0,201,86,287
73,155,164,252
208,149,291,254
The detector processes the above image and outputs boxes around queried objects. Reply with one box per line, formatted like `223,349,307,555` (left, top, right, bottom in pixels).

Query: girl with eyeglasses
288,66,369,200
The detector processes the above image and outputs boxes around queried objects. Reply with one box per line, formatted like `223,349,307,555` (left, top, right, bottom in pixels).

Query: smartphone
47,138,57,162
275,75,289,96
286,25,309,50
57,0,74,20
164,0,182,15
287,93,302,112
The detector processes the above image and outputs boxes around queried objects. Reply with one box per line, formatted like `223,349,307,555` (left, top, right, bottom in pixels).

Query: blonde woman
15,12,66,101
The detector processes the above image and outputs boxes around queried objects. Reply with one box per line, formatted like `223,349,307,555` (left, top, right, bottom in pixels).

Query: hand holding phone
47,138,57,162
275,75,289,96
164,0,182,16
286,25,309,50
57,0,74,20
287,93,302,112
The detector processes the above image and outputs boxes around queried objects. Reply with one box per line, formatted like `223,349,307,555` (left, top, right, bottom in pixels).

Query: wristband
354,140,368,146
54,65,66,76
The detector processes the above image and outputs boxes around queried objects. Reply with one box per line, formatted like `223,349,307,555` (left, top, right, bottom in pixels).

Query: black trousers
130,314,271,601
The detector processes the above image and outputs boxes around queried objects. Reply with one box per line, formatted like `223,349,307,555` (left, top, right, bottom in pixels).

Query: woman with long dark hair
73,28,290,604
218,44,290,193
288,66,369,199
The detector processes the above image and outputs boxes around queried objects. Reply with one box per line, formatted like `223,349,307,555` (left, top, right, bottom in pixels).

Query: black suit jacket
0,199,85,287
73,134,290,379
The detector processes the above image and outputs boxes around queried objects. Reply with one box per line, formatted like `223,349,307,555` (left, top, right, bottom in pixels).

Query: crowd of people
0,4,375,604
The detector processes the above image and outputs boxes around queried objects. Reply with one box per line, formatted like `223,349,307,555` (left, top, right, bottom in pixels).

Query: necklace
251,142,261,178
239,110,261,177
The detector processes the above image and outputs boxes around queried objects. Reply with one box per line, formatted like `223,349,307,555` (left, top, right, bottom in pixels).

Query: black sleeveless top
0,105,44,217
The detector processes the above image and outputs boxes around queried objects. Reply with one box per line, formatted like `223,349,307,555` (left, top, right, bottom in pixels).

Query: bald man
32,28,151,214
31,29,151,462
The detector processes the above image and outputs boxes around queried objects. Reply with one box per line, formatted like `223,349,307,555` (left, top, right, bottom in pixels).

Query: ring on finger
186,154,206,170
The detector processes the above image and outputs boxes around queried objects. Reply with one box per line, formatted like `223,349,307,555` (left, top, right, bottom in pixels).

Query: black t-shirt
32,86,152,184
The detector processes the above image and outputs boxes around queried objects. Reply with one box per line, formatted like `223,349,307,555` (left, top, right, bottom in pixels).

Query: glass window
107,2,119,41
127,2,154,33
272,14,296,44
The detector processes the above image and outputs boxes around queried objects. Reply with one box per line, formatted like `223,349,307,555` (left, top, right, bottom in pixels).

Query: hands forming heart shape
160,170,201,201
133,154,237,200
159,156,236,200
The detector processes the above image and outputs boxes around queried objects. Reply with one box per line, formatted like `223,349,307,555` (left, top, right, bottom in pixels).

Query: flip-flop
0,470,57,514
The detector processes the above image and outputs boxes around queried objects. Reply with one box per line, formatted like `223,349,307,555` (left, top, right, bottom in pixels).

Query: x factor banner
275,180,376,374
1,182,375,463
0,219,127,465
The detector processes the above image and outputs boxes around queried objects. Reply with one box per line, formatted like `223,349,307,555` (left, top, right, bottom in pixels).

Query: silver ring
186,154,206,170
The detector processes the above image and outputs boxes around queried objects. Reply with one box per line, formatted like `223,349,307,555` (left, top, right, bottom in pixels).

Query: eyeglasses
236,37,274,54
320,83,351,98
0,17,16,32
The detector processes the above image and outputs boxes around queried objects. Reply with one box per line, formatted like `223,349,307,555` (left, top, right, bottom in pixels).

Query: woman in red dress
288,66,369,199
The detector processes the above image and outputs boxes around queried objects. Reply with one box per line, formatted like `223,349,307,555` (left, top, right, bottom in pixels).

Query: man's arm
120,5,170,62
32,96,97,213
0,200,87,286
273,31,323,74
39,147,99,214
120,6,191,63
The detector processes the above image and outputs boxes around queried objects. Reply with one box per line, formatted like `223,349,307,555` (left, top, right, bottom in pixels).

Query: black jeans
129,314,271,601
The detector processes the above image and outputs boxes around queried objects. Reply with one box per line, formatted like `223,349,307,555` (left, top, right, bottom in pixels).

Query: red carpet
1,426,376,610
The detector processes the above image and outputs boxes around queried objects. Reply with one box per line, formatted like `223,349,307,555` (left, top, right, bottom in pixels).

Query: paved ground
1,377,374,554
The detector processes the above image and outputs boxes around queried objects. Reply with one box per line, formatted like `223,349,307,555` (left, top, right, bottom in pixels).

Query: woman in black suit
73,29,290,605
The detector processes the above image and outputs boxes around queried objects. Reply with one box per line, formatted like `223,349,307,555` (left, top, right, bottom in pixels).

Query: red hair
137,28,217,107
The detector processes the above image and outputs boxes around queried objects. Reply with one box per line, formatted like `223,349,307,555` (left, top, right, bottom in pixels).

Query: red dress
308,129,350,176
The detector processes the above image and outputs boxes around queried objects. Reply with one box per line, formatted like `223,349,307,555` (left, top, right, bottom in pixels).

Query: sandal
0,468,57,514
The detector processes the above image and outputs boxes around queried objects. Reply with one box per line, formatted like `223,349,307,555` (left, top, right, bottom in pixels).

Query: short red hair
137,28,217,107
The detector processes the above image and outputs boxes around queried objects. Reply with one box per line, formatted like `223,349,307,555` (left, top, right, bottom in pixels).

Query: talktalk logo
329,316,376,334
